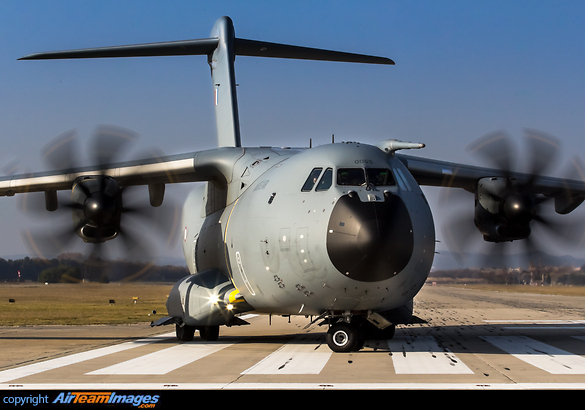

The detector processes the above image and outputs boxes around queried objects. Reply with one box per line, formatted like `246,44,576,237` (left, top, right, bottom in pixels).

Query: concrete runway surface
3,284,585,390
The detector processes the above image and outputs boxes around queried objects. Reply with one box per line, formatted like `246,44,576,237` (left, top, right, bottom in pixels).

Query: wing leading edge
398,154,585,215
0,147,245,201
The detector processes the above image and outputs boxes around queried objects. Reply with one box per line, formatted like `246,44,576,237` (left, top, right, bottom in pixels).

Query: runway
3,284,585,390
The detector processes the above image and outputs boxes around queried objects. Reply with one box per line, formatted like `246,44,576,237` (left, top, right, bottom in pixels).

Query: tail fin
20,16,394,148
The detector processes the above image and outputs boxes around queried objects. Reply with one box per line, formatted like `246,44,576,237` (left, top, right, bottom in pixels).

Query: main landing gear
325,318,396,352
176,323,220,342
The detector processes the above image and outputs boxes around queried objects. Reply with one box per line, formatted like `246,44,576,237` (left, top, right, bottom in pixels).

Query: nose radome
326,194,413,282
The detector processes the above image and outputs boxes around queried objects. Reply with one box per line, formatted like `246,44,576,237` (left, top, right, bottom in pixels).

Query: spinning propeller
441,129,585,268
19,126,180,275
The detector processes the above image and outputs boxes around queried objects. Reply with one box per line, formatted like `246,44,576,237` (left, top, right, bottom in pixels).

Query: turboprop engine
71,176,123,243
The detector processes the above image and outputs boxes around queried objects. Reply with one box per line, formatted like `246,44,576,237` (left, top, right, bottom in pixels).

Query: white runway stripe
241,335,331,374
87,341,236,375
8,332,585,382
388,336,473,374
0,332,175,383
485,320,585,325
482,336,585,374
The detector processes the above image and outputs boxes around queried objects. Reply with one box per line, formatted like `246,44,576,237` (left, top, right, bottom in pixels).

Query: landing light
209,294,220,305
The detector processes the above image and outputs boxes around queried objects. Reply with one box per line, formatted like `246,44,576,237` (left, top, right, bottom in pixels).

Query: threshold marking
388,336,473,374
0,332,175,383
482,336,585,374
87,341,236,375
241,334,331,375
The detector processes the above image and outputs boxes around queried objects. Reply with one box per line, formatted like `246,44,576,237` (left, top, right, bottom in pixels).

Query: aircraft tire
176,323,196,341
326,322,361,352
199,325,220,341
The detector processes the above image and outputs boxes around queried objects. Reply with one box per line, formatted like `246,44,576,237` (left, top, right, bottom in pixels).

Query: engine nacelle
166,269,252,327
475,177,536,242
71,176,122,243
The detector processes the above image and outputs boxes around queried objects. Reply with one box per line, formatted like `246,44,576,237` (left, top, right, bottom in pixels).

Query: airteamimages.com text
3,391,160,408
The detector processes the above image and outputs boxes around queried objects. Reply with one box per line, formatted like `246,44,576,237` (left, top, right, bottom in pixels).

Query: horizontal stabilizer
19,38,220,60
235,38,394,65
20,38,394,65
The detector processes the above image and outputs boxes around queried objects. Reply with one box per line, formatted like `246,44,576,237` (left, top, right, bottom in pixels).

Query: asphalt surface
3,284,585,390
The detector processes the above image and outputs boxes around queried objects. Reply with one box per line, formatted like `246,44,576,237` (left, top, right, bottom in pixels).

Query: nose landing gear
325,317,396,352
326,322,361,352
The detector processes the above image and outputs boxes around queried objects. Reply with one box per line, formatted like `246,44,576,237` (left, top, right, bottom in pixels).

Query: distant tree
39,266,82,283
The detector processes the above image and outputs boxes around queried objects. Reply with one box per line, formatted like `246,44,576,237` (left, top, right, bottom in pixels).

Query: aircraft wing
0,147,244,201
397,153,585,215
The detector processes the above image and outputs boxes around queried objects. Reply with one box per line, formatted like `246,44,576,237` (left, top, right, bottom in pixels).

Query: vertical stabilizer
208,17,242,148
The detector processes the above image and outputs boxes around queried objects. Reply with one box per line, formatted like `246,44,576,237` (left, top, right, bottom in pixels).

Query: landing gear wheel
326,322,361,352
176,324,195,341
199,325,220,341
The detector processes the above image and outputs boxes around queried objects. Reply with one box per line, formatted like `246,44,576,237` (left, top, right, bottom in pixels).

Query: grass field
2,281,585,326
0,282,174,326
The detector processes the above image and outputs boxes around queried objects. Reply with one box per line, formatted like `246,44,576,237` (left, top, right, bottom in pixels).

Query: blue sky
1,1,585,264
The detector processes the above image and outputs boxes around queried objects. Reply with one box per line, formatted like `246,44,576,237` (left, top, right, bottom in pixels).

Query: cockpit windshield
366,168,395,186
337,168,395,186
337,168,366,186
302,167,396,192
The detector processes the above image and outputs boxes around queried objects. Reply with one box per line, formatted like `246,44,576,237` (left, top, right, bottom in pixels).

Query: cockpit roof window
337,168,395,186
301,167,323,192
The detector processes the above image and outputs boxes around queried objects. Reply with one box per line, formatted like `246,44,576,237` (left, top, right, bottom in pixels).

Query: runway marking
87,341,237,375
485,320,585,325
7,332,585,384
0,332,175,383
387,336,473,374
482,336,585,374
5,382,585,390
241,334,331,375
485,319,585,331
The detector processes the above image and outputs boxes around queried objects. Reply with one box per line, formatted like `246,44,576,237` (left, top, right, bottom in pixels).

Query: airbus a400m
3,16,585,352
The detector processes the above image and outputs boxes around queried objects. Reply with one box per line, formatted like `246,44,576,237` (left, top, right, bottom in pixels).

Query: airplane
2,16,585,352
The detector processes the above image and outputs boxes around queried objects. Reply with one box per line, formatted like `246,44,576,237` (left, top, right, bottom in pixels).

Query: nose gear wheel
326,322,361,352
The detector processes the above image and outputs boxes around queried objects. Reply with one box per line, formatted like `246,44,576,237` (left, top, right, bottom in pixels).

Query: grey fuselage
181,141,435,317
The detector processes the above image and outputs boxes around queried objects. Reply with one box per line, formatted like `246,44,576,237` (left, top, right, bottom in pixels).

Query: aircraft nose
326,193,413,282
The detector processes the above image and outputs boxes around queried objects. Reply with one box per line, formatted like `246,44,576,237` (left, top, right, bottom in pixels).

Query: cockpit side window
315,168,333,191
301,168,323,192
337,168,366,186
